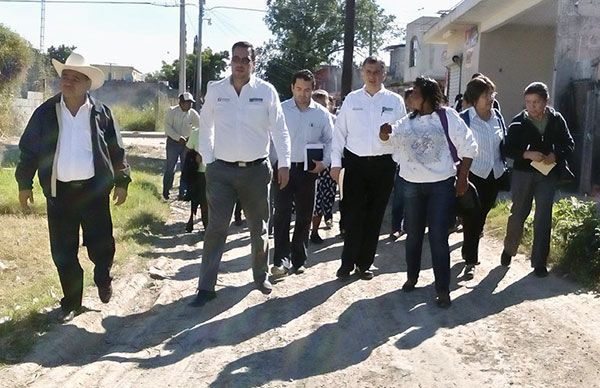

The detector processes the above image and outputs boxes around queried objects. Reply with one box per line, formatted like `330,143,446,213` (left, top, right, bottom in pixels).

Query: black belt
57,178,93,188
344,148,390,161
290,162,305,169
217,158,266,167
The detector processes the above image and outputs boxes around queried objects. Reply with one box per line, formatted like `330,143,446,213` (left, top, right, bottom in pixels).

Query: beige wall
404,17,447,84
479,25,556,120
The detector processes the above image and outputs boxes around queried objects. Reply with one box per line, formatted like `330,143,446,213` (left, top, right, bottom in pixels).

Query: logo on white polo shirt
217,97,231,102
249,97,263,102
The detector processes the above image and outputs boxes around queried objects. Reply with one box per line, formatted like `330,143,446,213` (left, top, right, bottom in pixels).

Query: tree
146,48,229,97
260,0,401,98
0,24,32,91
46,44,76,63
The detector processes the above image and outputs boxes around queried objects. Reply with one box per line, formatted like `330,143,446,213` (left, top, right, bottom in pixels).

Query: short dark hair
410,76,444,118
463,77,495,105
231,41,256,62
404,87,414,99
524,82,549,100
291,69,315,87
362,56,385,72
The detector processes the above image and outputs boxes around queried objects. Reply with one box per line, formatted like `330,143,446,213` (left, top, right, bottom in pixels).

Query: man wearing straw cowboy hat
15,52,131,322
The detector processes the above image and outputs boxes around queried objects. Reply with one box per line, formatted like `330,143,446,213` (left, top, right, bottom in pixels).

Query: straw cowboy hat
52,52,105,90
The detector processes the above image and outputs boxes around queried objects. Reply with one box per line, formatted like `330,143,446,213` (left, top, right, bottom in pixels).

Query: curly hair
409,76,444,119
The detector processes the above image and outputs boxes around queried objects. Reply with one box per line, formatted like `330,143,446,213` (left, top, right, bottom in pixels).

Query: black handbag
456,181,481,216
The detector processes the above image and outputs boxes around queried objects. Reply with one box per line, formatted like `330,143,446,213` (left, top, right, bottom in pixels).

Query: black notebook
304,144,324,171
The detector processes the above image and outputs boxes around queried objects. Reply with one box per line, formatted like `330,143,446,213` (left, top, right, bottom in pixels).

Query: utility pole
195,0,204,104
39,0,45,52
341,0,356,99
178,0,186,94
369,15,373,56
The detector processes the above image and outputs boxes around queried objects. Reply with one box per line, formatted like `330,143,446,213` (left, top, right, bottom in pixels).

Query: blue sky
0,0,459,73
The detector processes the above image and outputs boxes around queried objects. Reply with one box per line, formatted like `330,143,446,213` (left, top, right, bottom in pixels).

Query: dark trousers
46,180,115,312
391,171,405,233
404,178,455,294
190,172,209,228
163,137,188,198
339,149,396,272
504,170,557,268
461,172,500,264
273,165,318,268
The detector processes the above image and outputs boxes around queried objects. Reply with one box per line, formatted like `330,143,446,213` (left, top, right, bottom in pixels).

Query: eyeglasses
231,56,252,65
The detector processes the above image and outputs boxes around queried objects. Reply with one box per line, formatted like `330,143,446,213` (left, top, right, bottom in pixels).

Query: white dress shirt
385,109,478,183
465,107,505,179
331,86,406,168
198,75,291,167
164,105,200,141
56,96,95,181
281,98,334,167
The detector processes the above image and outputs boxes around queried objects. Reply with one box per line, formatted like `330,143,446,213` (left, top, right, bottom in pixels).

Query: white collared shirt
465,107,505,179
281,98,334,166
164,105,200,141
331,86,406,168
56,95,95,181
197,75,291,167
385,108,478,183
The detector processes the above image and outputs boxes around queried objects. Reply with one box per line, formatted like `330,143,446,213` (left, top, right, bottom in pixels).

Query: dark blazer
15,93,131,197
505,107,575,175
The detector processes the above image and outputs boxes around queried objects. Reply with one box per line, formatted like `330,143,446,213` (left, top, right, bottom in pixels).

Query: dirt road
1,135,599,387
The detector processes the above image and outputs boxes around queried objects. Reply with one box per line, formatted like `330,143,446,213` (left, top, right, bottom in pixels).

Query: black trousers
461,172,500,264
273,164,318,268
339,149,396,272
189,172,209,228
46,179,115,312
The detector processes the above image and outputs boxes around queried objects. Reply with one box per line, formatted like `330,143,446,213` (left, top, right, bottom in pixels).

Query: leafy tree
46,44,76,63
146,47,229,97
0,24,32,90
260,0,401,98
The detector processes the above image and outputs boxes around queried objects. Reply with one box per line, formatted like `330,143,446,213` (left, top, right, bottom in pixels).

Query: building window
409,36,419,68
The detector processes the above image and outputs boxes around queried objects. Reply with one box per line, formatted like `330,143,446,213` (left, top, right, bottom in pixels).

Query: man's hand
379,123,392,141
113,187,128,206
195,153,203,164
278,167,289,189
330,167,341,184
19,190,34,212
524,150,545,162
178,136,188,145
309,160,326,174
543,152,556,165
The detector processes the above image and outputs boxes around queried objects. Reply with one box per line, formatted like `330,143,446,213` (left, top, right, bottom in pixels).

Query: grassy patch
111,103,167,132
485,197,600,289
0,159,169,363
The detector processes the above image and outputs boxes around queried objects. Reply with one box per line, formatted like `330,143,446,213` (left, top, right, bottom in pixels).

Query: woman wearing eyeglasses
458,76,508,279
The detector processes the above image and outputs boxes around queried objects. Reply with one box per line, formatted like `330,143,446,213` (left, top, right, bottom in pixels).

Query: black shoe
234,217,243,226
533,267,549,278
402,277,417,292
336,268,352,280
310,233,324,244
189,290,217,307
185,220,193,233
435,292,452,308
57,309,76,323
98,283,112,303
255,279,273,295
501,251,512,267
463,264,475,280
162,193,169,200
356,269,374,280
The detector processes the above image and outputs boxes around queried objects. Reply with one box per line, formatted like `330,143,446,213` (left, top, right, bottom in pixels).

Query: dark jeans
47,179,115,312
504,170,557,268
273,165,318,268
163,137,188,198
391,171,405,233
339,149,396,272
461,172,500,264
403,177,455,294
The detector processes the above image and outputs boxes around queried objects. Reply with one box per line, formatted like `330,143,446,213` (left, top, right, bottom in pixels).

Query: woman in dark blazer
500,82,575,277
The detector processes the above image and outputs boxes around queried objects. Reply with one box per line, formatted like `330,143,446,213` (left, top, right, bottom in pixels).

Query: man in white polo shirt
271,69,333,276
193,41,291,306
15,53,130,322
330,56,406,280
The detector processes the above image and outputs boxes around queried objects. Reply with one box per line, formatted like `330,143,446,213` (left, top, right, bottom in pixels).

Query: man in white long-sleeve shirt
330,56,406,280
192,41,291,306
162,92,200,200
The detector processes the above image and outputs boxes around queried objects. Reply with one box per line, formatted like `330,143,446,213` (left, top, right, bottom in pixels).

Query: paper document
304,143,324,171
530,160,556,176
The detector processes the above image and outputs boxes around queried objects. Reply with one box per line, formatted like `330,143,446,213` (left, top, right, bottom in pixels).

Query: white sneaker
271,265,287,277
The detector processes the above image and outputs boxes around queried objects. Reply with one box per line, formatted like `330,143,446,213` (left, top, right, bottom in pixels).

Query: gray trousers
504,169,557,268
198,160,272,291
